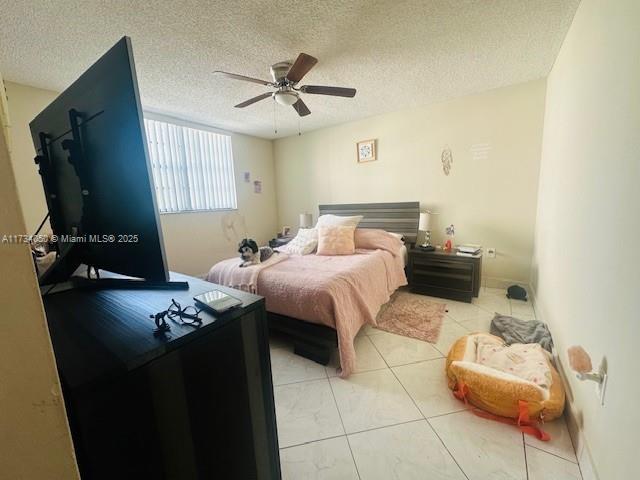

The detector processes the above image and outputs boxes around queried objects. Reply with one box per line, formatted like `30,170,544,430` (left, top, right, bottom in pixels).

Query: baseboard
529,285,600,480
481,275,529,290
564,404,600,480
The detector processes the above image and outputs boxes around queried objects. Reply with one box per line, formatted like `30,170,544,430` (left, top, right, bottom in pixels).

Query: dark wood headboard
318,202,420,244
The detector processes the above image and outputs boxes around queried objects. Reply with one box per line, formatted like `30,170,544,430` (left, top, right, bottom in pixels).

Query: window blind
144,118,237,213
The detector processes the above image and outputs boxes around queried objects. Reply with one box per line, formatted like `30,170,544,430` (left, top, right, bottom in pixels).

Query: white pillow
276,228,318,255
388,232,405,242
316,214,363,229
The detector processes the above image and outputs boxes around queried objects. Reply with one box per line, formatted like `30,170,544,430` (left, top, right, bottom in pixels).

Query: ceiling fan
214,53,356,117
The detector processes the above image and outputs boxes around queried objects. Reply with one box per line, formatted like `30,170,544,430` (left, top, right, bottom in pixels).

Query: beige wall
274,80,546,286
0,75,79,479
5,82,57,234
531,1,639,478
5,82,278,277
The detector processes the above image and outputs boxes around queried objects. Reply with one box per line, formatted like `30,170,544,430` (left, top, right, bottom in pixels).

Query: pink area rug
376,290,447,343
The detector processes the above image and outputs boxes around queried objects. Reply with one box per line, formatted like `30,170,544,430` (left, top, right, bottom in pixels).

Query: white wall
0,74,79,480
5,82,278,277
274,80,546,286
531,1,640,478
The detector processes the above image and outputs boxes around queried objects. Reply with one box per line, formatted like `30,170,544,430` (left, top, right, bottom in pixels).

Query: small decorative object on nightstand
408,246,481,303
444,224,455,252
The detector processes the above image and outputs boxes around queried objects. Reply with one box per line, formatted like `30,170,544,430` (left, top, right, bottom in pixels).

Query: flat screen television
30,36,182,289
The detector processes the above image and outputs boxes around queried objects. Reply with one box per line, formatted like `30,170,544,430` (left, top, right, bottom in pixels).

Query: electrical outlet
487,247,496,258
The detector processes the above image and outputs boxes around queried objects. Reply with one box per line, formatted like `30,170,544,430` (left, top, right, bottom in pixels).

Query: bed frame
267,201,420,365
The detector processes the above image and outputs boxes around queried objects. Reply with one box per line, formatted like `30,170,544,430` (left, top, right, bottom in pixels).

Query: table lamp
419,211,435,251
299,213,313,229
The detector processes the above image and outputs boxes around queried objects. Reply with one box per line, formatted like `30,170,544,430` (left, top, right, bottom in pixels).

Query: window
143,117,237,213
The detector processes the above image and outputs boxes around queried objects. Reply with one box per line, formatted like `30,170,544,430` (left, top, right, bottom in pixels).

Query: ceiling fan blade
292,98,311,117
234,92,273,108
285,53,318,84
300,85,356,97
214,70,274,86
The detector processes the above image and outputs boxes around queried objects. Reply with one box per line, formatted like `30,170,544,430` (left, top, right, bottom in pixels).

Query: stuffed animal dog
238,238,275,267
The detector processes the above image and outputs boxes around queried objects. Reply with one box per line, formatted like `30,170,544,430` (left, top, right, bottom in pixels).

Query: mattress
208,244,407,377
400,244,408,266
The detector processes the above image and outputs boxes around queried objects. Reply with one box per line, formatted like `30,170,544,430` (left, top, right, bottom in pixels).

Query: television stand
42,272,281,479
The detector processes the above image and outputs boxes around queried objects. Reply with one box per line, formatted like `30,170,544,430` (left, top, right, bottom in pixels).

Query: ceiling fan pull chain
273,99,278,135
298,115,301,136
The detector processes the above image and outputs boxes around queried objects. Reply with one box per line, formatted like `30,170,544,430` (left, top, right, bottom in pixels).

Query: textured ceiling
0,0,578,139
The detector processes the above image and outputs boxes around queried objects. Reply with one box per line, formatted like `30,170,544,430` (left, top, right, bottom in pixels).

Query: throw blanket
476,336,552,390
207,253,288,294
490,314,553,352
208,247,406,377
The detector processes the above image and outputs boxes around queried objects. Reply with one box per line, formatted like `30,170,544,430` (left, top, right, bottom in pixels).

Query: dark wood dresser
408,247,482,303
43,272,281,480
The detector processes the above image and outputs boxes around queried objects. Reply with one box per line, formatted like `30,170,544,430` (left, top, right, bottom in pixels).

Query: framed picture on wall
357,139,377,163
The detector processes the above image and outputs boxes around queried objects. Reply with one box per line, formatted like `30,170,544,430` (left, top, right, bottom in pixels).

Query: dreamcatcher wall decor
441,146,453,176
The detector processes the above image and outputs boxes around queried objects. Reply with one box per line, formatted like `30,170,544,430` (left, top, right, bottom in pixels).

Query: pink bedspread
207,248,406,377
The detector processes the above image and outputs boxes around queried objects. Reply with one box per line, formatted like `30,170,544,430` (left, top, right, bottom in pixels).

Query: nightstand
269,235,294,248
408,247,482,303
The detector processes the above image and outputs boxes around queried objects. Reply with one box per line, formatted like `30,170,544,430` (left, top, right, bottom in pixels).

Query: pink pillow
316,225,356,255
354,229,404,256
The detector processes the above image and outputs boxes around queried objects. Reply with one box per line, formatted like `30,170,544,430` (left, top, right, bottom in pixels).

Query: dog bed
446,333,565,437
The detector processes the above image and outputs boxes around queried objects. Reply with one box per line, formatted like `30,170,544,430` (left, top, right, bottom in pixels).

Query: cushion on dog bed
446,333,565,422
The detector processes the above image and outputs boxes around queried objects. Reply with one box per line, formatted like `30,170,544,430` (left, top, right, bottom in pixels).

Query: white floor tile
525,417,577,463
349,420,466,480
456,311,495,333
429,410,527,480
364,325,384,335
325,335,387,377
511,300,536,319
432,322,470,356
274,379,344,448
526,446,582,480
329,369,422,433
393,358,466,418
444,300,490,322
280,437,359,480
271,347,328,386
473,295,512,316
367,330,442,366
482,287,507,297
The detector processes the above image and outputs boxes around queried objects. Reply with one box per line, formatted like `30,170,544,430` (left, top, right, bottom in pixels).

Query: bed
208,202,420,376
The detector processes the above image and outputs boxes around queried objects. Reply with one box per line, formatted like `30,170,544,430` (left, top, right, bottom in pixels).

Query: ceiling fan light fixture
273,91,298,106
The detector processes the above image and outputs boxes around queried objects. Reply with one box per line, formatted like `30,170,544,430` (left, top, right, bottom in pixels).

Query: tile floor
270,287,583,480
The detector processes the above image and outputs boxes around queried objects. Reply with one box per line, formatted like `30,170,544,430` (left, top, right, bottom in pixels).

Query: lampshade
418,212,430,232
274,91,299,106
299,213,313,228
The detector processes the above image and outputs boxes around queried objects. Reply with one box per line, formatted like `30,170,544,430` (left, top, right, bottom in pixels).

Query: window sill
159,208,238,215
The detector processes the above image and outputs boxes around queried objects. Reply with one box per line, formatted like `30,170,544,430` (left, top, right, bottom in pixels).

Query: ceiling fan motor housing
270,61,293,84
